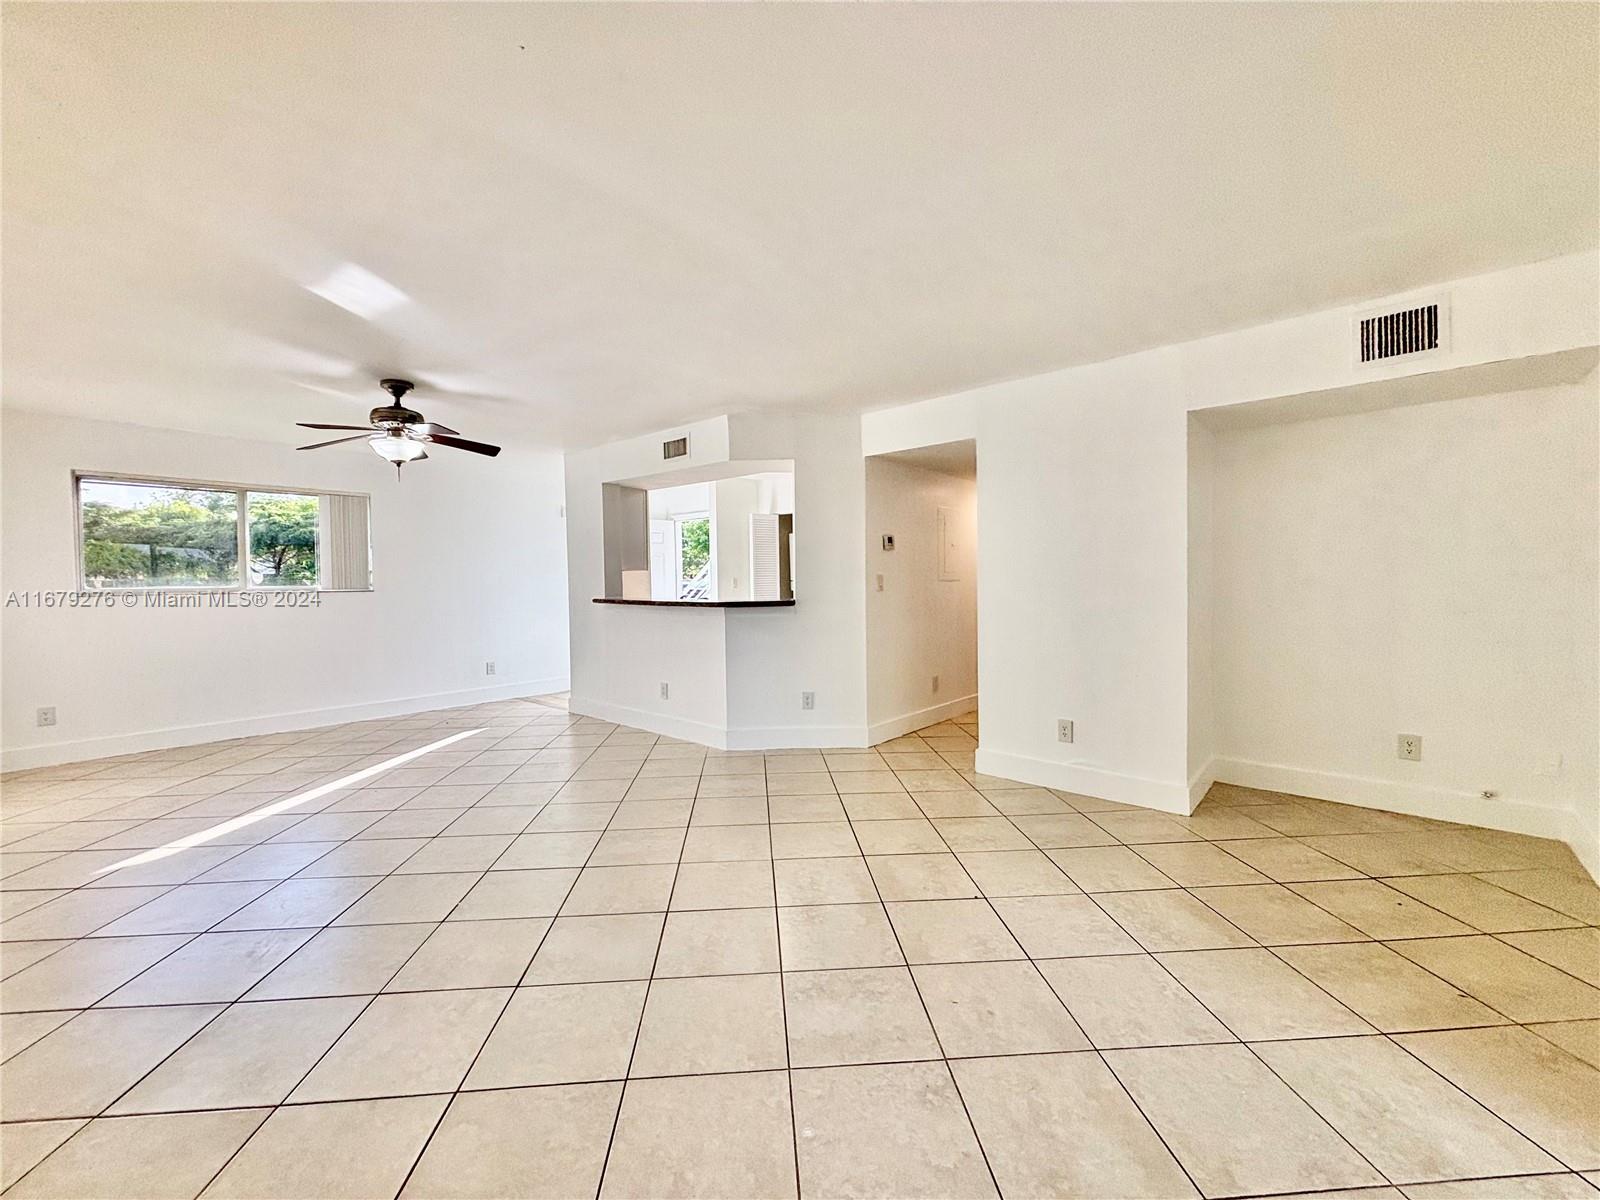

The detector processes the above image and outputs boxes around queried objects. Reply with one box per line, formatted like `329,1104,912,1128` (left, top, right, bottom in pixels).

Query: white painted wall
561,254,1599,878
0,409,570,769
581,604,731,741
566,411,868,747
861,251,1599,869
1210,377,1599,850
713,476,762,602
864,456,978,738
566,415,731,739
647,482,713,521
752,472,796,515
1187,417,1217,798
722,412,869,747
973,349,1195,810
1179,254,1600,414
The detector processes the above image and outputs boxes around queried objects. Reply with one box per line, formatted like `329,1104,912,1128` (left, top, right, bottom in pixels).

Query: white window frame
72,470,373,593
672,511,713,600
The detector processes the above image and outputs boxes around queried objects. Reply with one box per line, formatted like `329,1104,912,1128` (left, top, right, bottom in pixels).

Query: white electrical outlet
801,691,815,711
932,674,940,693
660,682,670,700
1397,734,1422,762
36,707,56,728
875,574,884,592
1057,719,1074,744
484,661,496,676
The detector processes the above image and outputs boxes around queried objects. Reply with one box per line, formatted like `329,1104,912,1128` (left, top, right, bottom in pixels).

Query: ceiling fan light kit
295,378,501,477
374,431,428,464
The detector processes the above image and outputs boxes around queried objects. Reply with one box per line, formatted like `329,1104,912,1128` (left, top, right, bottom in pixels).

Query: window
676,515,711,599
76,474,370,591
78,479,240,588
247,492,319,586
625,469,795,603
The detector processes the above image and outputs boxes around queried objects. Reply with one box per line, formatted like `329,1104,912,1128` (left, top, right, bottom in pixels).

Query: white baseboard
960,748,1595,882
1,676,572,773
725,725,871,751
567,695,872,751
1187,756,1219,813
567,696,733,749
1568,809,1600,885
1214,756,1596,880
866,695,977,746
973,747,1192,814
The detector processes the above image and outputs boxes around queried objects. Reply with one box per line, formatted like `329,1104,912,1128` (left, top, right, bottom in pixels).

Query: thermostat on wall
881,534,895,551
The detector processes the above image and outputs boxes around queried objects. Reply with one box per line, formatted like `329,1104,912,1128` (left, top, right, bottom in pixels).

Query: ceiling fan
296,379,501,477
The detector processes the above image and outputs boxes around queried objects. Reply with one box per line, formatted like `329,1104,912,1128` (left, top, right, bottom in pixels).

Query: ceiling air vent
1355,296,1448,366
662,436,689,460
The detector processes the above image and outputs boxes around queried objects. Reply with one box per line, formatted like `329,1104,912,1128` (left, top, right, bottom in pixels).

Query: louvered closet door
750,513,780,601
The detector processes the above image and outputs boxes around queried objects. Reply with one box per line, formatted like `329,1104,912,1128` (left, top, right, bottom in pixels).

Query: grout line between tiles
2,699,1596,1200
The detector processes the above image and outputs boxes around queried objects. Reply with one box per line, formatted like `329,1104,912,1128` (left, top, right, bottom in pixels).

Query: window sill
592,597,795,608
78,587,373,595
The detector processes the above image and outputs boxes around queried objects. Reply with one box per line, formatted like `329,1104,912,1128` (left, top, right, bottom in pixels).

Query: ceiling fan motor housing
370,405,424,428
372,379,422,429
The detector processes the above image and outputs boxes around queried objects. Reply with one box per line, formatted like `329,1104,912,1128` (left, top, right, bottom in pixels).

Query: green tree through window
78,479,323,589
80,485,239,587
248,493,319,586
679,517,711,584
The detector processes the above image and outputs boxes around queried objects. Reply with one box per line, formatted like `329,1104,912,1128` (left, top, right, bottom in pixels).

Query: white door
649,520,674,600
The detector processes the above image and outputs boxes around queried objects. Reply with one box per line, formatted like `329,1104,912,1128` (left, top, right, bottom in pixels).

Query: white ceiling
875,441,978,481
3,3,1595,451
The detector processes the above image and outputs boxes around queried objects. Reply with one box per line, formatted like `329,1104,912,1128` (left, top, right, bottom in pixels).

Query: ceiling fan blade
423,433,501,457
413,422,460,436
297,434,374,451
297,422,372,431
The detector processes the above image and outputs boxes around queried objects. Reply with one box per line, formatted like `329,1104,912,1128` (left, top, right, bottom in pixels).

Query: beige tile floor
1,696,1597,1199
